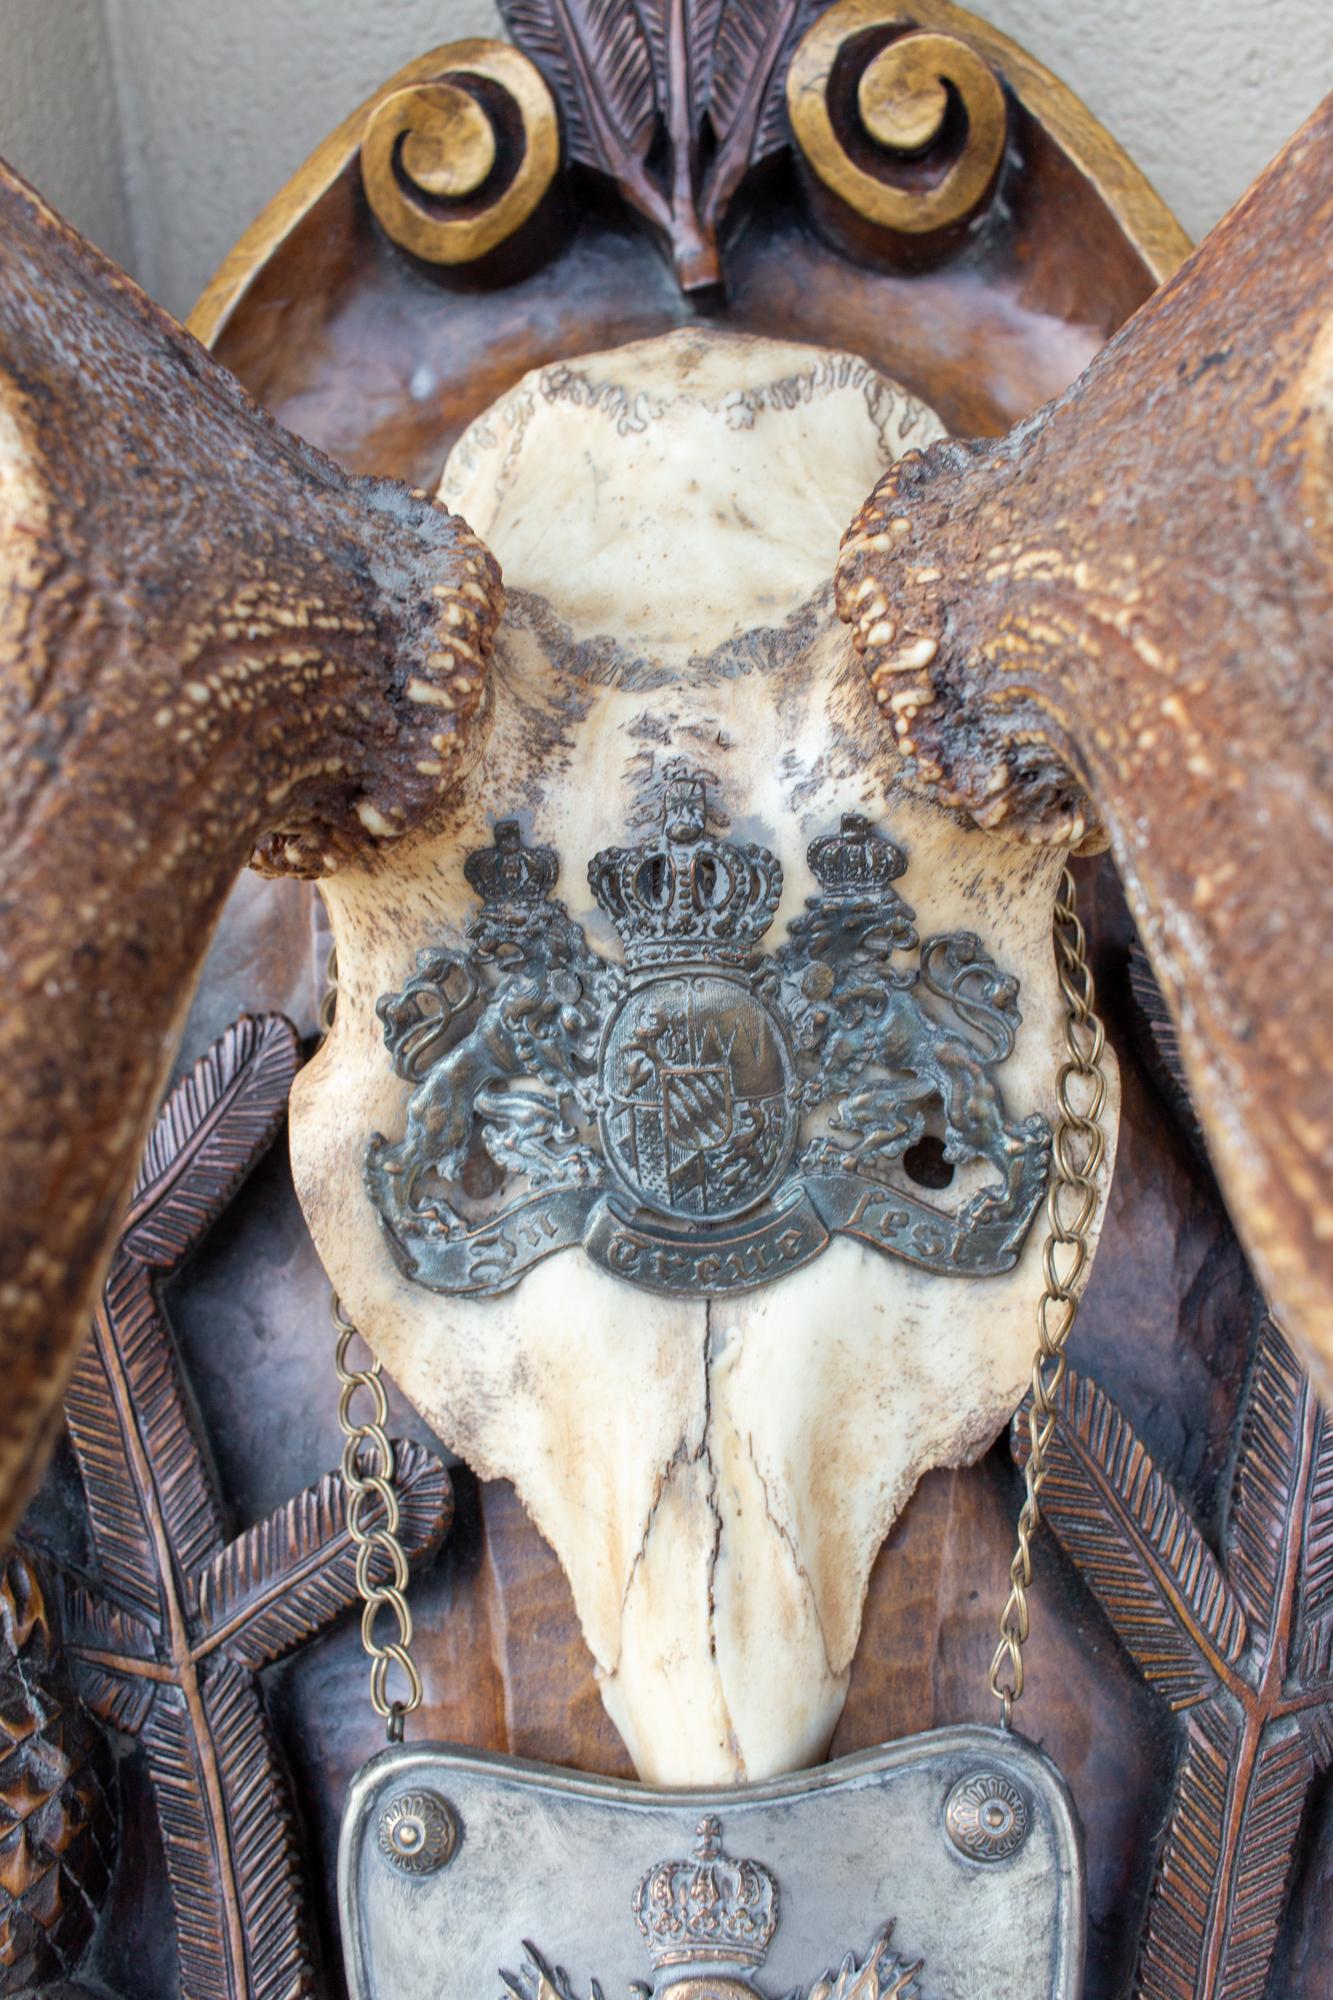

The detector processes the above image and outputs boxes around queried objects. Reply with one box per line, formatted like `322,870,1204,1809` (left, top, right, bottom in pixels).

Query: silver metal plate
339,1729,1083,2000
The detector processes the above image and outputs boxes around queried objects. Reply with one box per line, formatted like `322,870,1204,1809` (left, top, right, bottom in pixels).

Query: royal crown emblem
365,763,1050,1298
500,1807,924,2000
633,1816,779,1970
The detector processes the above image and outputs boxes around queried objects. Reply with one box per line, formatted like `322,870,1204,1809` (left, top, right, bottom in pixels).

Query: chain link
323,945,424,1739
989,867,1110,1729
332,1295,424,1734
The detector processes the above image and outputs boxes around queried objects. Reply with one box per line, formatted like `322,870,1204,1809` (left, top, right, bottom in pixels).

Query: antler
837,94,1333,1386
0,163,502,1534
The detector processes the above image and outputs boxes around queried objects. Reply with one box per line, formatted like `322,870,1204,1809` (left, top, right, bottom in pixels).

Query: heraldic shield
364,763,1051,1300
599,973,797,1223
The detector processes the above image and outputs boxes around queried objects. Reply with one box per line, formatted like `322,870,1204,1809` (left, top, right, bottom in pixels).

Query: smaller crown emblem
463,820,559,923
806,813,907,898
632,1816,778,1971
588,766,782,971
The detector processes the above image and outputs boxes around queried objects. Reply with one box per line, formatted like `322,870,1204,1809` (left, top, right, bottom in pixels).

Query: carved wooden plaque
2,4,1330,1998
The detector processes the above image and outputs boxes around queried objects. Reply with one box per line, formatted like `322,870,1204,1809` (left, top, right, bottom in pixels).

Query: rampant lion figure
365,824,623,1230
776,883,1046,1216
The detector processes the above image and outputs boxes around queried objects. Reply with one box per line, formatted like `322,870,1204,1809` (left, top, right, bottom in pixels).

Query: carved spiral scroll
787,4,1007,238
361,39,559,265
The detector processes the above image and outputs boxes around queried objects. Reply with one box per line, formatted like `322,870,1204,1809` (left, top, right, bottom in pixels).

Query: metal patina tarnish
338,1732,1084,2000
365,765,1049,1300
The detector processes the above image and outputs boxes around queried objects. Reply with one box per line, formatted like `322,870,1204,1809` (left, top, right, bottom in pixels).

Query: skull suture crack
366,765,1050,1299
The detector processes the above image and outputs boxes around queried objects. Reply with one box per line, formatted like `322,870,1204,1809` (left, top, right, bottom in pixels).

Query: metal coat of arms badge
365,764,1051,1298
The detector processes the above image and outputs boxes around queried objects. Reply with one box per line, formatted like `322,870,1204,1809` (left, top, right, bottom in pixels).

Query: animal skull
289,329,1118,1784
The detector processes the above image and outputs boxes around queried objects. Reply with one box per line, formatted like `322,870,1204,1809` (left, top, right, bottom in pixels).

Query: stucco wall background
1,0,1329,319
0,0,132,271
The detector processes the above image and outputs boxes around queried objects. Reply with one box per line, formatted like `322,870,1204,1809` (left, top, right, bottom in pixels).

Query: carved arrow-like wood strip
1014,1368,1247,1709
54,1013,454,2000
1014,1323,1333,1998
191,1446,452,1670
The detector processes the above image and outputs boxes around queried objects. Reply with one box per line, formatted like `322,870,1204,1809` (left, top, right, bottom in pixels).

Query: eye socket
903,1134,954,1189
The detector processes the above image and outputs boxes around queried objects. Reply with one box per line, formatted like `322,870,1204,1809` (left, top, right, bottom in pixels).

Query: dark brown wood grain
0,162,502,1541
201,159,1164,491
836,91,1333,1386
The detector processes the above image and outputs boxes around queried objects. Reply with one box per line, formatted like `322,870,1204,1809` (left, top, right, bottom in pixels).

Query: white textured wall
981,0,1332,246
103,0,502,314
0,1,1329,317
0,0,132,270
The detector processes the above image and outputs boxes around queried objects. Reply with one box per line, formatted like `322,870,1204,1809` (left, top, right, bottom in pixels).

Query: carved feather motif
1014,1323,1333,1998
191,1449,448,1671
126,1013,304,1267
1016,1370,1247,1709
53,1016,453,2000
501,0,656,179
499,0,810,285
705,0,815,212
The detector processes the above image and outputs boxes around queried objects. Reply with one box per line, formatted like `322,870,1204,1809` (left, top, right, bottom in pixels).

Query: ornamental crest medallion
365,765,1050,1298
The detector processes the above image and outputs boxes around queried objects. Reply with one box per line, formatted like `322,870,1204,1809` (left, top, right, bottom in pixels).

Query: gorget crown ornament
589,768,783,971
365,762,1051,1299
633,1816,778,1970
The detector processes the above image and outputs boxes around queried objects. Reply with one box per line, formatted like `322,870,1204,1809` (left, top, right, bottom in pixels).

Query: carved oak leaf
0,160,502,1540
836,92,1333,1376
1013,1324,1333,1999
53,1015,453,2000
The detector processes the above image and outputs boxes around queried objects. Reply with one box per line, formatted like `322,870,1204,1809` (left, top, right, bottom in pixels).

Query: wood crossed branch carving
37,1013,452,1999
1016,1322,1333,1999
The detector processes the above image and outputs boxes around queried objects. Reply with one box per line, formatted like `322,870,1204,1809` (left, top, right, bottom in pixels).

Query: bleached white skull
290,328,1118,1784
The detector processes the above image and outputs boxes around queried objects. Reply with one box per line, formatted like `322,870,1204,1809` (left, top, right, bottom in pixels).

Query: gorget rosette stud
365,763,1051,1299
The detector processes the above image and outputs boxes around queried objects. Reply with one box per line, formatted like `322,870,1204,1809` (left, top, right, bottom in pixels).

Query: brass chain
323,946,424,1740
989,866,1110,1729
